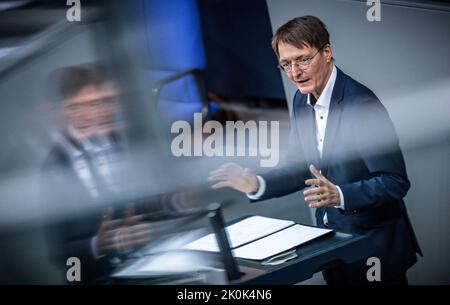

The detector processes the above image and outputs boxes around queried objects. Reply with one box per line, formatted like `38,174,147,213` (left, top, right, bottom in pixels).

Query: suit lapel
321,68,346,177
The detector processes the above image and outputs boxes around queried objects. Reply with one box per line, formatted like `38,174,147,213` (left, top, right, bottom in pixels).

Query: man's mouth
296,78,310,85
74,122,92,130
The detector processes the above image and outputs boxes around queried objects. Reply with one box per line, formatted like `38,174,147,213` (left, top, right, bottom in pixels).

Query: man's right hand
95,206,151,257
208,163,259,194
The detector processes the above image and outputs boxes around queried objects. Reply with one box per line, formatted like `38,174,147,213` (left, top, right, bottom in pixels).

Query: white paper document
232,224,333,260
112,252,201,278
261,249,298,266
112,251,223,280
183,216,294,252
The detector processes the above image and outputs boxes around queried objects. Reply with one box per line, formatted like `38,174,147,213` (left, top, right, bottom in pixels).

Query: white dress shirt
248,65,344,225
64,127,126,260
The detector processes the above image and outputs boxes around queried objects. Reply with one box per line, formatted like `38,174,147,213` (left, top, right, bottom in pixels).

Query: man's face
62,82,120,140
278,42,332,97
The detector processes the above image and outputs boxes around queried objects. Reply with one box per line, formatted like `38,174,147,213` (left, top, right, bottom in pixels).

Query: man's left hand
304,164,341,208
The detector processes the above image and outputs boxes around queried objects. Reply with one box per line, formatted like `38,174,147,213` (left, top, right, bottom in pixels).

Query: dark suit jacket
42,133,118,284
42,132,193,283
256,67,421,283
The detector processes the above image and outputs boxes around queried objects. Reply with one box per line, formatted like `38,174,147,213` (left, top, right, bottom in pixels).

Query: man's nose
291,65,303,79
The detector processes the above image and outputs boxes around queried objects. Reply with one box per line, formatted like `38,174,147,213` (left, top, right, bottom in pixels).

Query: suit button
353,210,357,213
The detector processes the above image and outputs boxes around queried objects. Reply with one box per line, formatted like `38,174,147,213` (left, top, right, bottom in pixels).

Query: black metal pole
207,202,241,281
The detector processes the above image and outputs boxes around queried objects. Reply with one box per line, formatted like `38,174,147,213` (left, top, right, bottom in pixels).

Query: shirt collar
66,125,112,154
307,65,337,110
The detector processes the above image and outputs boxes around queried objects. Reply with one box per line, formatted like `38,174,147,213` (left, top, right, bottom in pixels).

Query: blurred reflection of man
209,16,421,284
44,64,151,283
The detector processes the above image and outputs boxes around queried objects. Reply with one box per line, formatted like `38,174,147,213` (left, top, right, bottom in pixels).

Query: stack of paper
232,224,332,260
183,216,294,252
183,215,333,261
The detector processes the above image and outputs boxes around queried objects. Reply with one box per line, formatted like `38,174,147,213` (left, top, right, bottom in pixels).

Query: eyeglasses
66,96,118,112
278,45,326,73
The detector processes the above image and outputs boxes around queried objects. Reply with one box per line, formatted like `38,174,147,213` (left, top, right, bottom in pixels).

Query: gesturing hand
303,164,341,208
95,206,151,257
208,163,260,194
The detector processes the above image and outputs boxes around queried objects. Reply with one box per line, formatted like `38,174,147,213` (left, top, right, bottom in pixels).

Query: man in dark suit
43,64,151,283
209,16,421,284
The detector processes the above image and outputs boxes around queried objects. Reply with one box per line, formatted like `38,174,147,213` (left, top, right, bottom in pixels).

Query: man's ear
323,44,333,63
